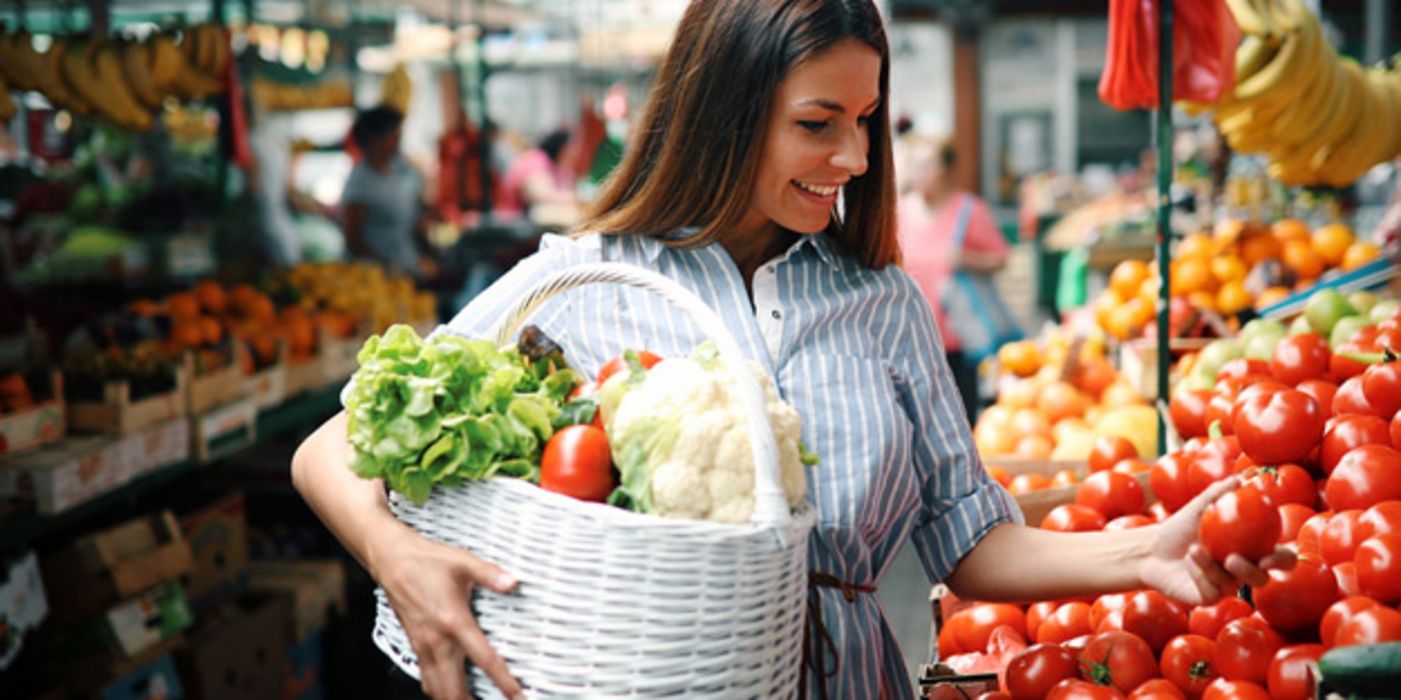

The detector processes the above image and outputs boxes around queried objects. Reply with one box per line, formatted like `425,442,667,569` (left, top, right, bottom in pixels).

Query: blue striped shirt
443,231,1021,698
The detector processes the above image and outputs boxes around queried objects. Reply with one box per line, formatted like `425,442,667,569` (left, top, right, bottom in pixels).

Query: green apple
1244,329,1286,360
1347,291,1379,316
1195,338,1244,379
1305,289,1356,335
1240,319,1287,346
1370,299,1400,324
1180,372,1215,392
1330,315,1370,348
1290,314,1315,336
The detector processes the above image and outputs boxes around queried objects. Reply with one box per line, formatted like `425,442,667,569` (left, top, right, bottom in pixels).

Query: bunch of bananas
0,24,227,131
381,64,411,114
249,78,352,112
1208,0,1401,187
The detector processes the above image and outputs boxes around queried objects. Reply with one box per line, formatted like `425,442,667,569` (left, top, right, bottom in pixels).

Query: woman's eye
798,120,828,133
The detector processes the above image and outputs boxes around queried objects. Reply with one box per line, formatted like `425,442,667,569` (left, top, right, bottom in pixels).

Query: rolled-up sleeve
892,277,1022,584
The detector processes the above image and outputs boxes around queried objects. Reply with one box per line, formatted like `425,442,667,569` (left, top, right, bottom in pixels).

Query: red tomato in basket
1265,644,1323,700
1076,471,1146,520
1199,486,1281,563
1039,602,1093,644
1199,678,1268,700
1235,390,1326,467
1048,679,1126,700
1358,500,1401,539
1004,644,1081,700
1042,504,1108,532
1128,679,1187,699
1240,464,1315,508
1212,617,1284,685
1079,631,1157,693
540,425,615,502
1121,590,1188,655
1295,379,1337,419
1254,556,1340,632
596,350,662,384
1160,633,1218,698
1355,533,1401,603
1270,334,1331,385
1189,597,1253,640
1319,414,1390,476
1320,596,1380,648
1333,605,1401,646
1090,436,1140,473
1325,444,1401,511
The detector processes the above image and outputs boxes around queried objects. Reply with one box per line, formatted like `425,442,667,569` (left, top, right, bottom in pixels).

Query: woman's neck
717,214,798,291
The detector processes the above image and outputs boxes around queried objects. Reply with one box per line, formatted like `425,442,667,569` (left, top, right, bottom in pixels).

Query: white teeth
795,181,839,197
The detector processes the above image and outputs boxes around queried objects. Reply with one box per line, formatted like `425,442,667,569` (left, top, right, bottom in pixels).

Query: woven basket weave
371,263,817,698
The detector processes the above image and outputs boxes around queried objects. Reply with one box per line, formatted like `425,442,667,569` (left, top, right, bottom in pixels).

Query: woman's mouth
793,180,841,203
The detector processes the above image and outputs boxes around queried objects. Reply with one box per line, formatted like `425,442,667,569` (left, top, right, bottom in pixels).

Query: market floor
877,541,936,683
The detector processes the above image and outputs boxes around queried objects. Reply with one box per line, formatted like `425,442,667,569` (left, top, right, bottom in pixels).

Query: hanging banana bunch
1205,0,1401,187
381,64,411,114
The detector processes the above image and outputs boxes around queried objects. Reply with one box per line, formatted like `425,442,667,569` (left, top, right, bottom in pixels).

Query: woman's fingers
451,612,526,700
1184,545,1222,603
1260,546,1298,572
453,544,519,595
1223,554,1270,588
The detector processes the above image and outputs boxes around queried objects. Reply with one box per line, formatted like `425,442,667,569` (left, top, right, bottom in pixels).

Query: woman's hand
1138,477,1296,605
371,528,525,700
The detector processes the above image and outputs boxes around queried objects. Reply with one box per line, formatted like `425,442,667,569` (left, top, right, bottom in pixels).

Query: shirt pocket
781,353,916,531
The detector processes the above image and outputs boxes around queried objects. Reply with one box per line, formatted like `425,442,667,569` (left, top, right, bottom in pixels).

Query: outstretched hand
1137,476,1297,606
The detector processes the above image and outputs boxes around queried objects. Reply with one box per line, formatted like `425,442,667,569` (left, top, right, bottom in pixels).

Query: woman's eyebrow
797,97,882,113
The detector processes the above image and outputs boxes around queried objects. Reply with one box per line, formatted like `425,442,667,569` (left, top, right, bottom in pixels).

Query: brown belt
801,572,877,700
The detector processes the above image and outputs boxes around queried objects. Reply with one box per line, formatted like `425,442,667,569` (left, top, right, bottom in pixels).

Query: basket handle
489,262,791,530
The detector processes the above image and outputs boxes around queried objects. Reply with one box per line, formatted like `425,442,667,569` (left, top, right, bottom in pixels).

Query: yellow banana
149,35,184,92
200,24,228,77
1234,18,1319,103
1227,0,1272,37
6,30,44,91
41,39,92,115
93,43,153,130
1234,35,1277,85
120,41,165,110
166,32,224,100
1268,56,1337,144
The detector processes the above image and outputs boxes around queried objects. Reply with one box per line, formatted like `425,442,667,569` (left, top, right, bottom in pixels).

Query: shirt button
771,310,782,319
767,265,776,274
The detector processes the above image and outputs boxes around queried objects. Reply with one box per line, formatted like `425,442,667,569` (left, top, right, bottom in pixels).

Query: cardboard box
104,581,194,658
282,355,325,399
245,560,345,643
191,398,257,463
185,345,250,416
178,594,292,700
122,418,191,481
179,492,249,607
43,511,195,627
245,342,288,411
0,370,65,457
283,630,323,700
0,436,129,515
69,368,189,437
101,652,186,700
0,551,49,671
317,327,364,387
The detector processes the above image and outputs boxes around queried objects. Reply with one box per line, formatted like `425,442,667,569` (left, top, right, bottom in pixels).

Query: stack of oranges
1091,219,1380,341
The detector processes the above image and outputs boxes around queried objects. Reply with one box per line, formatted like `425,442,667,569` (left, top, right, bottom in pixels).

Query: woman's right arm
291,411,526,700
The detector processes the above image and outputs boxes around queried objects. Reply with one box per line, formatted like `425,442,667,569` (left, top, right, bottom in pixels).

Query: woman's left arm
945,477,1297,606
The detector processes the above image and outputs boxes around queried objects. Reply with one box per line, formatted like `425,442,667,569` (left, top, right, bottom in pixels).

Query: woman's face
743,38,882,237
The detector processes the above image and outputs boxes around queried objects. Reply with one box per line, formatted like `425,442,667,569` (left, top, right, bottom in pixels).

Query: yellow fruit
1283,239,1325,279
1255,286,1292,310
1188,290,1218,313
1178,232,1217,260
1216,280,1253,315
1240,231,1283,266
1210,254,1248,284
1109,259,1151,299
1271,219,1311,242
997,340,1042,378
1312,223,1355,267
1172,257,1214,296
1340,241,1380,271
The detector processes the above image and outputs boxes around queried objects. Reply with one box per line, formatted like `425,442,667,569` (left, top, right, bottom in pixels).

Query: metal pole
475,0,493,216
1154,0,1174,455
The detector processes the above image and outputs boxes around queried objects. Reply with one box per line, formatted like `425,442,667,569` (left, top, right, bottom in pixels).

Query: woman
496,128,579,227
898,135,1012,423
341,106,436,280
293,2,1293,698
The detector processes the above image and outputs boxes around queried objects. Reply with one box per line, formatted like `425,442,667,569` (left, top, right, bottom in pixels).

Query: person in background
341,106,436,280
898,135,1010,423
496,128,579,227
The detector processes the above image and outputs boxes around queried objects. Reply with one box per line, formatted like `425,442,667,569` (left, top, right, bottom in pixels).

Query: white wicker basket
371,262,817,698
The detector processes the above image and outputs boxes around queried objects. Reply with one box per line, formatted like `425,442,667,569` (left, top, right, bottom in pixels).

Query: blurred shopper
898,135,1018,421
497,128,579,227
341,106,435,280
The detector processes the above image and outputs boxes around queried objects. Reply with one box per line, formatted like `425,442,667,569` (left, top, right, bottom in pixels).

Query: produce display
1206,0,1401,186
249,77,353,112
344,325,813,523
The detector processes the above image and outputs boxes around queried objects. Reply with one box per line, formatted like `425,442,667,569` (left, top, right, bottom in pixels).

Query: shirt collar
639,228,841,270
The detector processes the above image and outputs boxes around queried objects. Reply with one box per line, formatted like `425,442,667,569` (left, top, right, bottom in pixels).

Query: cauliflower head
603,346,812,523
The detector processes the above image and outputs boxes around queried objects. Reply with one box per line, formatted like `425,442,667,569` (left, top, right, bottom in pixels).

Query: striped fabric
441,232,1022,698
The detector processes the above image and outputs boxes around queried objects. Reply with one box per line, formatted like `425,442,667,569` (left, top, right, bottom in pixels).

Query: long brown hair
576,0,898,269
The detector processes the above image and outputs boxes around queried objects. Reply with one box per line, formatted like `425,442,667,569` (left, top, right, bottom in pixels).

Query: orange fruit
1000,380,1040,409
1311,223,1355,267
1039,381,1089,422
974,420,1016,456
1050,468,1079,488
1014,434,1054,459
198,316,223,346
1137,275,1161,307
986,465,1012,487
1209,254,1248,284
1011,408,1052,439
1254,286,1292,310
1109,260,1151,298
1095,289,1126,329
127,299,160,316
194,280,228,314
166,292,200,321
1178,232,1217,260
1187,290,1217,313
1071,355,1118,399
1105,305,1141,340
1101,381,1145,408
1239,231,1283,266
1215,280,1253,315
1283,239,1325,279
998,340,1043,378
1214,219,1247,247
1271,219,1311,242
170,320,204,349
1341,241,1380,270
1124,296,1154,327
1053,418,1090,443
1171,257,1214,296
1008,473,1051,495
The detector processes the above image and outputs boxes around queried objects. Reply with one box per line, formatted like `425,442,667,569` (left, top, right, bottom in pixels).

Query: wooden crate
185,344,250,416
42,510,195,627
245,342,289,411
191,398,257,463
318,326,366,387
68,367,188,437
0,371,65,456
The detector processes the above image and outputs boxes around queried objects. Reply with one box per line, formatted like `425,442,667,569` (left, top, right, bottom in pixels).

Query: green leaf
556,398,599,428
799,441,820,467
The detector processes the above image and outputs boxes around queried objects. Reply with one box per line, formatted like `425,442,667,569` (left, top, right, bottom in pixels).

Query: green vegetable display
344,324,580,504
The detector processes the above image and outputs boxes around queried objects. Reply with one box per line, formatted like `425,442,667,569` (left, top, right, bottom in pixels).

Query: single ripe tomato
1052,469,1081,488
1128,678,1187,699
1333,376,1382,417
1200,678,1269,700
1334,561,1362,597
1357,500,1401,540
953,603,1028,654
1042,504,1108,532
1295,379,1337,418
1355,533,1401,603
1004,644,1081,700
1212,617,1285,685
1319,596,1381,648
1270,333,1331,385
1332,605,1401,647
1325,444,1401,511
1105,514,1156,531
1253,555,1340,632
1235,390,1326,467
1295,512,1331,557
1078,631,1157,693
1076,471,1147,520
1091,593,1131,630
1228,381,1291,429
1277,503,1317,543
1392,411,1401,449
1320,510,1365,565
1160,633,1218,698
1240,465,1315,508
1025,601,1057,642
1199,486,1282,562
1171,388,1213,440
1009,473,1052,494
1319,414,1391,476
1121,590,1188,654
1039,601,1094,644
595,349,662,384
1153,453,1198,514
1219,359,1272,382
1265,644,1323,700
1047,678,1127,700
1091,435,1141,472
1360,361,1401,418
1189,597,1254,640
539,424,615,502
1112,458,1153,475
